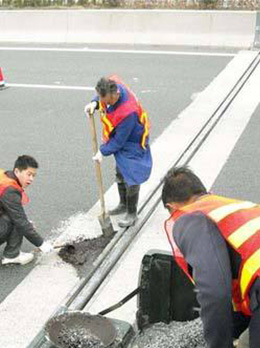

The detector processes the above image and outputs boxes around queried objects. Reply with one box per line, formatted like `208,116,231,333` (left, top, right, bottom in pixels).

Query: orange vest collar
0,169,30,206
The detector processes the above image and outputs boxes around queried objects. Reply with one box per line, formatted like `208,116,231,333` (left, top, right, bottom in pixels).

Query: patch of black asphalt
58,233,115,277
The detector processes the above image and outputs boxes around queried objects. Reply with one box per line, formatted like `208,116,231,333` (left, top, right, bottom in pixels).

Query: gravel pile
131,318,207,348
57,326,105,348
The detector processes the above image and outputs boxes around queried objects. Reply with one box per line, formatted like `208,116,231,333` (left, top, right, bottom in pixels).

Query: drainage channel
27,50,260,348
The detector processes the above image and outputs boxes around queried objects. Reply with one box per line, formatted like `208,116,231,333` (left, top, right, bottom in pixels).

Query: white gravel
131,318,206,348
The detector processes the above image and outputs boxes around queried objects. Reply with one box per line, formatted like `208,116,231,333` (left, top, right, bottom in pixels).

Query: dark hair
14,155,39,171
95,77,118,97
162,166,207,207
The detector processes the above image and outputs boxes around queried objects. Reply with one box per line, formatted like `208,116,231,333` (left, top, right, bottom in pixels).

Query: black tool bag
136,250,199,330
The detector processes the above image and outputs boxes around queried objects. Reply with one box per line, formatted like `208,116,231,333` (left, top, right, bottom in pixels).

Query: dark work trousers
232,277,260,348
0,214,23,258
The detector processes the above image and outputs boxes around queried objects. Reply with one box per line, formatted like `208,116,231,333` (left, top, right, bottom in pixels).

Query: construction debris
45,312,116,348
131,318,206,348
57,326,105,348
58,235,113,266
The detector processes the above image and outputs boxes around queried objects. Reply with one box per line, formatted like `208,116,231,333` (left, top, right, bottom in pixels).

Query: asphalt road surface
0,44,234,302
213,102,260,202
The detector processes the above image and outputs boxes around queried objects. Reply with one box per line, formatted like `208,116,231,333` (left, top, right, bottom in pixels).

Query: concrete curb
0,10,258,47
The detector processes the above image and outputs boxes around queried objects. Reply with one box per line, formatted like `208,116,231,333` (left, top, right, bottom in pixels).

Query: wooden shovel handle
88,113,106,216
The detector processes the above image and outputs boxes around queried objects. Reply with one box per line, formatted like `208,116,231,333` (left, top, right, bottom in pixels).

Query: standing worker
0,155,54,265
85,76,152,227
162,166,260,348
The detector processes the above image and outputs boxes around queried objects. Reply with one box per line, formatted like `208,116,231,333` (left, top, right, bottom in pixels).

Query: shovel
53,244,76,253
88,112,114,237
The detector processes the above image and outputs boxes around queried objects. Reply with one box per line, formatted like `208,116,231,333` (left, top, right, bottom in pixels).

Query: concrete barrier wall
0,9,257,47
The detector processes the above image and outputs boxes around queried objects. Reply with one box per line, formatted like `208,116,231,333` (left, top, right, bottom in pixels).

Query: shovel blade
98,213,114,237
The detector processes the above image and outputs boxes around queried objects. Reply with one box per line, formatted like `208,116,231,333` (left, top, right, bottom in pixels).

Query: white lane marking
0,46,236,57
0,253,78,348
191,91,202,101
191,57,260,191
6,83,95,91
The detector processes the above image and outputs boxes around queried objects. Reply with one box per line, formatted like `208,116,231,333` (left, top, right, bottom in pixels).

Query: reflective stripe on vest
208,201,257,222
165,194,260,316
0,169,29,205
164,218,195,285
99,75,150,149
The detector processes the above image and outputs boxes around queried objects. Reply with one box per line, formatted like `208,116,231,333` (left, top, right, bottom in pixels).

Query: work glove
84,101,98,116
92,150,103,163
39,241,54,253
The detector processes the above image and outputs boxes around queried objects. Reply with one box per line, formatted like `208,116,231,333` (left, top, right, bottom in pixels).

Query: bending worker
85,76,152,227
162,166,260,348
0,155,53,265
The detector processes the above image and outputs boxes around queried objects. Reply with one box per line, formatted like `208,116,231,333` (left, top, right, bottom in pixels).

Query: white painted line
6,83,95,91
0,253,78,348
0,46,236,57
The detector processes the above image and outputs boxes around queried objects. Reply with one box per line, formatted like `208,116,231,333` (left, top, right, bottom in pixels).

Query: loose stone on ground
131,318,206,348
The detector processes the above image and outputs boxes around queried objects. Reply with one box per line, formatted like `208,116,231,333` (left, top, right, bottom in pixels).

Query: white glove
84,101,97,116
39,241,54,253
92,150,103,163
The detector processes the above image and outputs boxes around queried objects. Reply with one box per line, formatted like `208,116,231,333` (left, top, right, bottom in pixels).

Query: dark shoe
108,203,127,216
118,213,138,228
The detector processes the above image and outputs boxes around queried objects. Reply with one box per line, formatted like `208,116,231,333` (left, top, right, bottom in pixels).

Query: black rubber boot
118,185,140,228
108,183,127,215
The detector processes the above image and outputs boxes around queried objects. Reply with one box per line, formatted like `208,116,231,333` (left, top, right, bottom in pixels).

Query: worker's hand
233,339,239,347
84,101,98,116
92,150,103,163
39,241,54,253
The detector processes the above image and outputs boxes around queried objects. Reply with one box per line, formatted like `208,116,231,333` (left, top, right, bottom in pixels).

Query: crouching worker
85,76,153,227
0,155,53,265
162,166,260,348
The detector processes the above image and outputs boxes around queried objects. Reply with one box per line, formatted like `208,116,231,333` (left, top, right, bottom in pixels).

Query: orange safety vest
0,169,29,205
165,194,260,316
99,75,150,149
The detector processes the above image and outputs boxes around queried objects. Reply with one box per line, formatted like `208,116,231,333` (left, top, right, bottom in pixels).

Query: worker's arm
1,187,44,247
100,113,136,156
173,212,234,348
